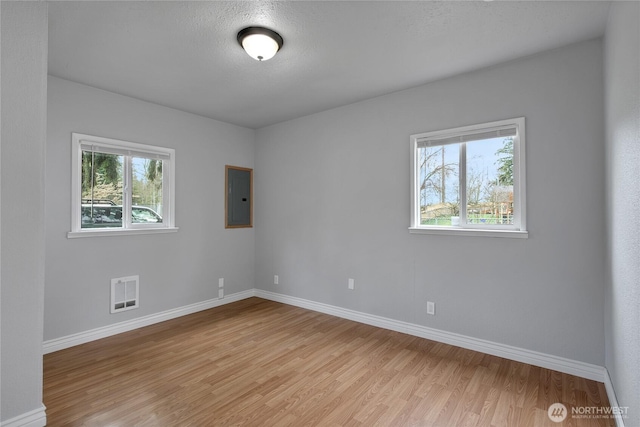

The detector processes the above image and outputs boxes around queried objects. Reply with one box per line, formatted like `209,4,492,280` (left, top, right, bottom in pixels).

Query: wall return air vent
111,275,139,313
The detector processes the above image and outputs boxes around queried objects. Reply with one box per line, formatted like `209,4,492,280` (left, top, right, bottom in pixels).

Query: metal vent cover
111,275,139,313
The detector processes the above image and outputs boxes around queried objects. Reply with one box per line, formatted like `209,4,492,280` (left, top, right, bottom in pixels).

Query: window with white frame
410,117,527,238
69,133,176,237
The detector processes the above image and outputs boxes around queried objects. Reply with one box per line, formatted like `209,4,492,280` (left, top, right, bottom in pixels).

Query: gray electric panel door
227,167,252,227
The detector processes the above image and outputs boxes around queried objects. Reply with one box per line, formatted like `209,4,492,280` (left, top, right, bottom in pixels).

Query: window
410,117,527,238
69,133,177,237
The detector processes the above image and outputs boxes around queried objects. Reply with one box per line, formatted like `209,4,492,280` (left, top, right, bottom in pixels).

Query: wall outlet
218,288,224,299
427,301,435,315
348,278,355,290
218,278,224,288
274,275,279,285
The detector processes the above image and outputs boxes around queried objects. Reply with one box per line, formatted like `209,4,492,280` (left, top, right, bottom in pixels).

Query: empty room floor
43,298,612,426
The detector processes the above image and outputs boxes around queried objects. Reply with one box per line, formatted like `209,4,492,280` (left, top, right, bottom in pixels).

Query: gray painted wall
604,2,640,424
255,39,606,365
0,2,48,423
45,77,256,340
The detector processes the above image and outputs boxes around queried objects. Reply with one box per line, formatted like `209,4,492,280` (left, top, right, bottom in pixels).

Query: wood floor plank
44,298,613,426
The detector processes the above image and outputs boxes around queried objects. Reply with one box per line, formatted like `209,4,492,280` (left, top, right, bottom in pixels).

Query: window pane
81,151,124,228
466,137,514,225
131,157,163,224
418,144,460,226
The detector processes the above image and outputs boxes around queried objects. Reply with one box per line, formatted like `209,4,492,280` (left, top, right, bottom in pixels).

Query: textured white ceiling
48,1,611,129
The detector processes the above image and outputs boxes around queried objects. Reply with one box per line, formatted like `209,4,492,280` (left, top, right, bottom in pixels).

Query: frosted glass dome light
237,27,283,61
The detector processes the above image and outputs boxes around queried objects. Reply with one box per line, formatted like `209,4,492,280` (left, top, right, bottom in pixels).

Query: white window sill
409,227,528,239
68,227,179,239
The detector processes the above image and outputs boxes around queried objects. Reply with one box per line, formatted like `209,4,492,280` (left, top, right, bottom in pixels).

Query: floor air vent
111,275,139,313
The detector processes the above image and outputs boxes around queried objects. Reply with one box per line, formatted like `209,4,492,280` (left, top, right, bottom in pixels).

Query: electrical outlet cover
427,301,435,315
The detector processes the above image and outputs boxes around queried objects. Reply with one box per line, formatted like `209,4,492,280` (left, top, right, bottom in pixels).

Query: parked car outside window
81,201,162,228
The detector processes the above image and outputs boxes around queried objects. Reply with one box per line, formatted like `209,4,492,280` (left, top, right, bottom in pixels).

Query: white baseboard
0,405,46,427
43,289,256,354
604,368,626,427
255,289,606,382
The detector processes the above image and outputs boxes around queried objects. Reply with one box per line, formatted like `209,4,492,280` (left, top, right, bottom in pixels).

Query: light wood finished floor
44,298,613,426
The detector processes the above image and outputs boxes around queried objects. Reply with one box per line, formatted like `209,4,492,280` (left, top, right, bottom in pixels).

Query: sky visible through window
132,157,148,183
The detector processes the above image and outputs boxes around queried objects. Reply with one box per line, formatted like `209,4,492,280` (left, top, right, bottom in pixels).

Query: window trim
409,117,527,238
69,133,177,238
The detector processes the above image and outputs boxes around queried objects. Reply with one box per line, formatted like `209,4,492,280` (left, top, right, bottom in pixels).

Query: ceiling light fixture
237,26,283,61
